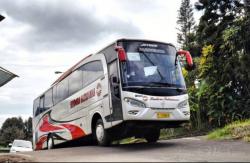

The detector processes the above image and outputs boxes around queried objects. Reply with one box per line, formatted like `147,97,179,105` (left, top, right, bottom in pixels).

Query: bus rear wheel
94,119,111,146
144,129,160,143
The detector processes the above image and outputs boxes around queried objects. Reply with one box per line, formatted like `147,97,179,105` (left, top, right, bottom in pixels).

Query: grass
207,119,250,142
112,137,146,145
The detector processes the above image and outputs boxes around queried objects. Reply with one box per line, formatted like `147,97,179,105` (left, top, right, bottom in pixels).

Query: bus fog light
124,98,146,108
128,110,139,115
178,100,188,109
182,111,190,116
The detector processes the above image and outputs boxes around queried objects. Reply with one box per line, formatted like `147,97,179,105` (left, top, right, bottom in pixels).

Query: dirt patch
0,154,35,162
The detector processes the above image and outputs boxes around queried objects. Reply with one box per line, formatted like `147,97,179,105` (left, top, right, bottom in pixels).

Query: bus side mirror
115,46,126,62
177,50,194,71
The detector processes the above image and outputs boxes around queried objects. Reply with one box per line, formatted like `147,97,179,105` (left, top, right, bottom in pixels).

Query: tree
195,0,243,52
0,117,25,145
24,117,33,141
0,117,33,146
192,0,249,127
177,0,196,54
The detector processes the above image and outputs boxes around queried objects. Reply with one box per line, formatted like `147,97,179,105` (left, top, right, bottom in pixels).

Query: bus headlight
124,98,146,108
178,100,188,109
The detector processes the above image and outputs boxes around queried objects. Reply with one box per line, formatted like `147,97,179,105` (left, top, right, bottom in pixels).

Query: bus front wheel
94,119,111,146
144,129,160,143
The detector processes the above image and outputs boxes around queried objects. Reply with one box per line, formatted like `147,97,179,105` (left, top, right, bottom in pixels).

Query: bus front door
107,60,123,123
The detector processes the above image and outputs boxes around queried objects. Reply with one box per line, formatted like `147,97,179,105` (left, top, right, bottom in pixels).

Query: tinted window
69,68,83,96
44,88,53,109
33,98,39,116
55,78,69,104
53,87,57,105
38,96,45,115
82,61,104,87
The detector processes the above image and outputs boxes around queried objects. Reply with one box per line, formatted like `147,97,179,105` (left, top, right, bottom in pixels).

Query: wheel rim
48,137,53,149
96,124,104,142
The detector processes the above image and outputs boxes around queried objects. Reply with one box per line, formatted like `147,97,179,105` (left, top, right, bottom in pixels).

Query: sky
0,0,201,127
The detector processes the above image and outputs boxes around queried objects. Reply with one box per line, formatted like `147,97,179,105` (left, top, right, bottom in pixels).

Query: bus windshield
121,41,186,89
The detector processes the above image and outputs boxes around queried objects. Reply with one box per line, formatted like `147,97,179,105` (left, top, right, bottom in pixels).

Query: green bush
207,119,250,142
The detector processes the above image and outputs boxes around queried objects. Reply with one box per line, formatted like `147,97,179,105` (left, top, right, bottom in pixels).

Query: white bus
33,39,194,150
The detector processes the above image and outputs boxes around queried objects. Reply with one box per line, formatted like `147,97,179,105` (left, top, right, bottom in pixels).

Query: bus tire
144,129,160,143
47,134,54,150
94,119,110,146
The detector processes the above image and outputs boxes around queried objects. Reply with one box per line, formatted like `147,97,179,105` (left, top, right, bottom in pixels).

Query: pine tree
193,0,249,127
177,0,195,50
195,0,243,51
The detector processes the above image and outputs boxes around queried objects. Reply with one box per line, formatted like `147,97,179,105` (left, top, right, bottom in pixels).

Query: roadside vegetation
0,117,32,147
208,120,250,142
167,0,250,141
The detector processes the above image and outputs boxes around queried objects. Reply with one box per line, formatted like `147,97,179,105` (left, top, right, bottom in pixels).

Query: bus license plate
157,112,170,119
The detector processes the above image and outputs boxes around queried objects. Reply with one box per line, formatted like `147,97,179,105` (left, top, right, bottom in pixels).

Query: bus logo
70,88,96,108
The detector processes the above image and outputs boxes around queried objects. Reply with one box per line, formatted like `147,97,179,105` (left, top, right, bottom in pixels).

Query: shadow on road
110,141,178,151
54,136,178,152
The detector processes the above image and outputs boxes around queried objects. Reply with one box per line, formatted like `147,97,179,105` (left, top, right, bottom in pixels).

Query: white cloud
0,0,201,127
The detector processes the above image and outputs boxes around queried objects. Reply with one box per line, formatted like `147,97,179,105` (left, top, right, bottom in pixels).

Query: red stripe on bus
61,124,86,139
35,135,47,150
36,115,86,150
39,116,63,132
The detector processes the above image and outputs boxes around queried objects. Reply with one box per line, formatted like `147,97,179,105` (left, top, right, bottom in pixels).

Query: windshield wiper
123,86,146,91
148,82,173,87
149,82,185,88
150,82,187,92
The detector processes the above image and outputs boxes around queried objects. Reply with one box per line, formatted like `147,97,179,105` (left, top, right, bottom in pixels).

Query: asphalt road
21,137,250,162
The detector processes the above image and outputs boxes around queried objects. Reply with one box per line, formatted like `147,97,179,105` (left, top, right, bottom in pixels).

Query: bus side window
82,61,104,88
55,78,69,104
33,98,40,117
53,87,57,106
44,88,53,110
39,96,45,115
68,68,83,96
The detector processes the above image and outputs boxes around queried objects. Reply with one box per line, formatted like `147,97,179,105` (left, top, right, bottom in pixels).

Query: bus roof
35,38,175,96
52,39,175,86
96,38,175,54
117,38,175,47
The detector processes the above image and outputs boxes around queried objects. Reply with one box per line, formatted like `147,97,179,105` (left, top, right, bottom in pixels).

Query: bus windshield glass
121,41,186,89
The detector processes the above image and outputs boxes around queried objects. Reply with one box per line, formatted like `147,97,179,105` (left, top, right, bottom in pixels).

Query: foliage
0,117,32,146
180,0,250,132
177,0,200,56
195,0,243,50
207,119,250,142
24,117,33,142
